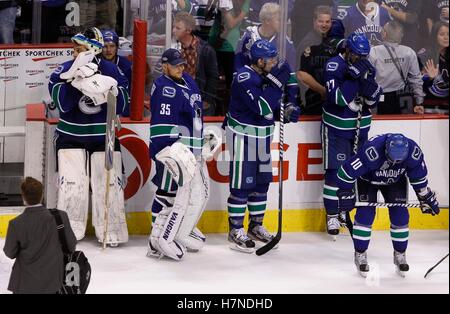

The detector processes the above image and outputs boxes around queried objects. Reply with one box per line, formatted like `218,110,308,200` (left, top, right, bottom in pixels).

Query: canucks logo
79,95,101,115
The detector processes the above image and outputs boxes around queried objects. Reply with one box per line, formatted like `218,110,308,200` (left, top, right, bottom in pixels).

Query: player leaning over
224,40,300,253
49,27,130,246
322,32,382,240
336,134,440,277
147,49,220,261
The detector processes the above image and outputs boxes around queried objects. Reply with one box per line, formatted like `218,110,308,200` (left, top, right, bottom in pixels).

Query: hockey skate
354,251,370,277
394,250,409,277
327,214,340,241
146,240,163,259
228,228,256,254
248,223,278,249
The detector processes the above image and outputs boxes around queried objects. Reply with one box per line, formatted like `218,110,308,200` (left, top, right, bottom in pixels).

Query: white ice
1,231,448,294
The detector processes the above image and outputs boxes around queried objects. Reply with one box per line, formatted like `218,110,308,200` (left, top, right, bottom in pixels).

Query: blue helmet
250,39,278,64
328,19,345,40
102,29,119,47
385,134,409,163
346,32,370,57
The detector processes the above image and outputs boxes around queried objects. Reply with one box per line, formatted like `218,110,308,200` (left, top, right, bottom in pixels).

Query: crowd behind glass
0,0,448,115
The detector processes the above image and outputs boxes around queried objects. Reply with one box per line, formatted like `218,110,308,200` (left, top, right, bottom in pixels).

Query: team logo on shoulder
412,146,422,161
365,146,379,161
337,154,346,161
54,65,64,75
163,87,176,98
327,62,339,72
238,72,251,83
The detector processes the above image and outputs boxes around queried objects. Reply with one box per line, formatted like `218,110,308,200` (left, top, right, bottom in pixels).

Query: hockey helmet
250,39,278,64
346,32,370,57
71,27,104,55
102,29,119,47
385,134,409,163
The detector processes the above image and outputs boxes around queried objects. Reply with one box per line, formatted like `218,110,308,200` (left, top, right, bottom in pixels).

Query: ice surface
1,231,448,294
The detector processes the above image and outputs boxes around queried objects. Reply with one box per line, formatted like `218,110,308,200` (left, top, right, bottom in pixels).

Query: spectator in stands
235,2,297,70
149,0,194,35
3,177,77,294
297,14,342,116
191,0,234,41
74,0,119,30
173,11,219,116
422,46,449,114
380,0,424,51
369,21,425,114
342,0,392,46
245,0,294,28
418,21,449,67
0,0,18,44
292,0,334,50
426,0,449,34
296,5,333,69
209,0,251,112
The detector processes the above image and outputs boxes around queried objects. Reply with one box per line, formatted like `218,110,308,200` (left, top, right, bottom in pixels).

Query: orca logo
117,128,151,200
327,62,339,72
238,72,251,83
162,87,176,98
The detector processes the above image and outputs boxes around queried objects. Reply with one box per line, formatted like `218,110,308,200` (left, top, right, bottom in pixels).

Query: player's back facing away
322,54,372,140
150,73,203,159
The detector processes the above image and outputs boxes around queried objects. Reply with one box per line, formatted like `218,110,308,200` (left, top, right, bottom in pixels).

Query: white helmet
71,27,104,55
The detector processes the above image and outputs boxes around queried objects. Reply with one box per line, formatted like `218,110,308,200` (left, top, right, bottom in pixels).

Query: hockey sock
247,193,267,225
323,170,339,215
390,224,409,253
352,222,372,252
228,189,248,230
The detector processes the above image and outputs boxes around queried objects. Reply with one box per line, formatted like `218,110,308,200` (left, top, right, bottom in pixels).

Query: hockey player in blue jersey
147,48,220,261
224,40,300,253
336,134,440,277
48,27,130,246
101,29,132,116
322,32,383,240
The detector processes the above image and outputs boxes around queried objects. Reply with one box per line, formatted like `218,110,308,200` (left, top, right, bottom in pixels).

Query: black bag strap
49,208,70,254
384,44,409,87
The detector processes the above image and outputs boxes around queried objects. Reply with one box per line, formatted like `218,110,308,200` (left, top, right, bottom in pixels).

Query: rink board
2,107,449,237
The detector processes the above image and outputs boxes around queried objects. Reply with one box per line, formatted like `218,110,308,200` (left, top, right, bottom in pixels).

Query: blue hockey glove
347,59,374,79
283,104,300,123
417,188,440,216
360,78,383,102
266,60,291,89
337,189,356,212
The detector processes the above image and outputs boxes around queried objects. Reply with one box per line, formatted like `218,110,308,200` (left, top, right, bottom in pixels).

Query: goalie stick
102,90,117,249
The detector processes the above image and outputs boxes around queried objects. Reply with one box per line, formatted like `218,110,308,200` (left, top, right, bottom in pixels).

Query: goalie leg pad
156,142,197,186
91,151,129,245
57,149,89,241
150,184,190,260
175,162,210,251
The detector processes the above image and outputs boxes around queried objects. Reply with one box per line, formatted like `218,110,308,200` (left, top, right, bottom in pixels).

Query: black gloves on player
337,189,356,212
417,188,440,216
266,61,291,89
283,103,301,123
347,59,375,80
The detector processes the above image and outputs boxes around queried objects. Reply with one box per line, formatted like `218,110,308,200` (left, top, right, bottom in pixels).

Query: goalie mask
72,27,104,55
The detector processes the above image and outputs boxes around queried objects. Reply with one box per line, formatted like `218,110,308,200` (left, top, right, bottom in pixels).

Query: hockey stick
102,91,117,249
256,87,286,256
424,253,449,278
355,202,422,208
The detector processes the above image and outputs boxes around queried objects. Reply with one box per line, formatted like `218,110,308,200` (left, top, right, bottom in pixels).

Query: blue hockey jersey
336,134,429,191
149,73,203,159
225,65,292,139
342,3,392,46
323,54,378,140
114,55,132,117
49,56,129,145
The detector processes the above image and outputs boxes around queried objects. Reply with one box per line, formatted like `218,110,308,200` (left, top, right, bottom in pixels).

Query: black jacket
3,206,76,294
195,38,219,105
